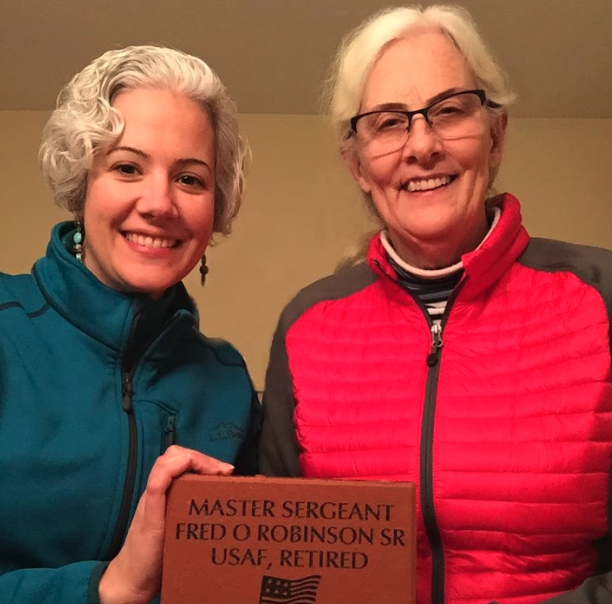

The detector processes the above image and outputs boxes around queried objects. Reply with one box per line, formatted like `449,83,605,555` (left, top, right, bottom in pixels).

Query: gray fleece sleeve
259,315,300,477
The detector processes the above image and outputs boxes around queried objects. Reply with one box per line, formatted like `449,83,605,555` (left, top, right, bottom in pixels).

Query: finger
158,446,234,478
134,447,235,531
163,445,235,474
145,448,233,502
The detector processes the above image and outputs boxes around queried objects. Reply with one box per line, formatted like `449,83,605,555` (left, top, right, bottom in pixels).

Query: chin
124,277,175,297
397,213,454,238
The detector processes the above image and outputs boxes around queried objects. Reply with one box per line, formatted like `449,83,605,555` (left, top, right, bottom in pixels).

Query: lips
401,175,455,192
123,232,180,249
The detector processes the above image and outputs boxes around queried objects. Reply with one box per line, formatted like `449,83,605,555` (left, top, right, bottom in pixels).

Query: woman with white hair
0,46,260,603
260,6,612,604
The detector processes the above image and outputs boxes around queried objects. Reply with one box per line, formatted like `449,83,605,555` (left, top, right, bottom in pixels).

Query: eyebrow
366,87,469,113
107,146,212,174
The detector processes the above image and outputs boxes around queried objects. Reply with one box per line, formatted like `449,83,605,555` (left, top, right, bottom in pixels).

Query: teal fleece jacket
0,222,261,604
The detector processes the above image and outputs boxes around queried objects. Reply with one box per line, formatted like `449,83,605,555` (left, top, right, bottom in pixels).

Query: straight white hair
323,5,516,145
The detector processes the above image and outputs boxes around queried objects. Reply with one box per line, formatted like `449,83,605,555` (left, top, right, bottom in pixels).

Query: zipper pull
121,373,134,413
164,415,177,449
426,323,443,367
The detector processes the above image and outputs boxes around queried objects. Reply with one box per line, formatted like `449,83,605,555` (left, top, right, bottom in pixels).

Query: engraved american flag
259,574,322,604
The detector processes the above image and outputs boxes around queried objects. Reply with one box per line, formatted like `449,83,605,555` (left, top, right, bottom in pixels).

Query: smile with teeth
124,232,179,249
403,175,454,192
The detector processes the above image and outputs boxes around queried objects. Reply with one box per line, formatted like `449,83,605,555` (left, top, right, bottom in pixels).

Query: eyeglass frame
349,89,498,137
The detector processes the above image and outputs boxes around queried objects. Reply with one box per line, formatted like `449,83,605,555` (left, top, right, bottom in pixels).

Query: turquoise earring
73,217,83,262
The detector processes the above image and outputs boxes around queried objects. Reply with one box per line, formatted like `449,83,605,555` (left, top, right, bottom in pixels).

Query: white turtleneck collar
380,206,501,280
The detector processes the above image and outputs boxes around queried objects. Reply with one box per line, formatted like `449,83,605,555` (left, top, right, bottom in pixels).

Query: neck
389,213,490,270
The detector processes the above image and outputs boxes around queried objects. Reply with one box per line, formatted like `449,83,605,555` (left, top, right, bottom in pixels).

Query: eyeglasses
350,89,494,154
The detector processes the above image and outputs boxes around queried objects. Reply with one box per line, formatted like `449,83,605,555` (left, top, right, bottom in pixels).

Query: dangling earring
72,216,83,262
199,255,209,286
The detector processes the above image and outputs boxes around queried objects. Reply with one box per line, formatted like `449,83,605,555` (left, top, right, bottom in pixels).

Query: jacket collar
460,193,529,299
368,193,530,300
32,222,196,352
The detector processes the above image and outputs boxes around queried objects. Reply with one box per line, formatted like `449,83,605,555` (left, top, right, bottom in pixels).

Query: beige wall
498,120,612,248
0,112,66,272
1,111,611,389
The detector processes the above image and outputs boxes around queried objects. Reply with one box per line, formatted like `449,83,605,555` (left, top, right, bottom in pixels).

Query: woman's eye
381,119,401,129
178,174,205,189
434,105,465,118
375,115,405,132
114,163,138,176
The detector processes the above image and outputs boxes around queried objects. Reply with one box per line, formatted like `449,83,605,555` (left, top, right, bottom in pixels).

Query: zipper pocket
163,413,177,450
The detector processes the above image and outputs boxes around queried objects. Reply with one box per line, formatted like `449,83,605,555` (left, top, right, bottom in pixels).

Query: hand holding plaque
99,446,234,604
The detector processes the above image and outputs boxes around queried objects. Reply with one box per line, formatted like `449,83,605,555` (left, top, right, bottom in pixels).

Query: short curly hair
39,45,247,235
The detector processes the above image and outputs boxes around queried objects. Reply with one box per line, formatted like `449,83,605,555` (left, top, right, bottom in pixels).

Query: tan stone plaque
161,475,415,604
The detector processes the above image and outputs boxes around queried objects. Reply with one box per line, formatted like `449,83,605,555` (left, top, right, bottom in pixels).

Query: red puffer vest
286,195,612,604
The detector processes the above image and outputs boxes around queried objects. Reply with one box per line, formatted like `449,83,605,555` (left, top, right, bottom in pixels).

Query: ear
341,145,372,194
489,111,508,170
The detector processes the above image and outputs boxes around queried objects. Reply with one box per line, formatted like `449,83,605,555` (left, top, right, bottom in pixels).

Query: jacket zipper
421,319,445,604
164,413,177,449
106,306,143,561
374,260,468,604
374,259,470,604
419,283,465,604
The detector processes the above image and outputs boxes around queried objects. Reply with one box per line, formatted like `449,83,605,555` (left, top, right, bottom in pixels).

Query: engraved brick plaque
162,475,415,604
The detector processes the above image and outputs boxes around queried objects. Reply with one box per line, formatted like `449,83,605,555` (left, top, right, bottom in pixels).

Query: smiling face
346,29,506,268
82,88,215,298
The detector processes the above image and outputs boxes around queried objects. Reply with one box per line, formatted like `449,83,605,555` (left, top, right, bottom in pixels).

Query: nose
401,115,443,164
137,173,177,219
